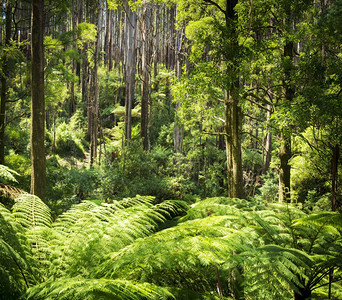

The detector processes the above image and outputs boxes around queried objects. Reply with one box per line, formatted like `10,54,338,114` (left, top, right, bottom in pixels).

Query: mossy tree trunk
223,0,245,199
224,88,245,199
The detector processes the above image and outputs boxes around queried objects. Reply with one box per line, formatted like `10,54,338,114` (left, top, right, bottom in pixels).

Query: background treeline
0,0,341,213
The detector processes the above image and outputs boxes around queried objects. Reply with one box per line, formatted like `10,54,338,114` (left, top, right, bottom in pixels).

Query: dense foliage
0,194,341,299
0,0,341,299
0,0,340,207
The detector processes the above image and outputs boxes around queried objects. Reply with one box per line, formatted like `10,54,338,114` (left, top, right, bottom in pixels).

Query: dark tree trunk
279,132,291,202
224,88,245,199
331,144,339,211
30,0,46,201
294,288,311,300
279,39,294,203
0,0,12,164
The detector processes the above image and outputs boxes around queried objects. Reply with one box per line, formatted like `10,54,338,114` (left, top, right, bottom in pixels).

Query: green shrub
50,111,87,158
46,163,101,216
255,171,279,203
6,122,30,155
5,152,31,192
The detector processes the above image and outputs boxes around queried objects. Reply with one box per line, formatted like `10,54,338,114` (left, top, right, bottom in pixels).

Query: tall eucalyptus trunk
223,0,245,199
30,0,46,201
263,105,272,173
224,88,245,199
173,16,184,154
89,0,102,165
70,0,80,117
124,0,137,145
140,1,151,150
104,7,114,70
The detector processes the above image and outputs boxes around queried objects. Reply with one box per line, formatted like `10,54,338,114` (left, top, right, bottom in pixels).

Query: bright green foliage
0,202,40,299
12,194,52,228
0,194,341,299
52,111,88,158
26,278,174,300
0,164,19,184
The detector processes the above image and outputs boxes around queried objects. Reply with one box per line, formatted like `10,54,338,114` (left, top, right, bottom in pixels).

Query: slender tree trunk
263,105,272,173
30,0,46,201
223,0,245,199
224,88,245,199
89,0,102,165
279,39,294,203
173,20,184,154
76,0,82,81
104,7,113,70
0,0,12,164
140,1,151,150
279,132,291,202
331,144,339,211
69,0,79,117
153,5,160,78
124,0,137,145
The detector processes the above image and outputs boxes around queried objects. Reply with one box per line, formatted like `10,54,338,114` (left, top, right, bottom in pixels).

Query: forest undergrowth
1,173,342,299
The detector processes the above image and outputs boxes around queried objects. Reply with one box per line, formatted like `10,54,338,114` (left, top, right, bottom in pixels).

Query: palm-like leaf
0,204,40,299
25,277,175,300
12,194,52,229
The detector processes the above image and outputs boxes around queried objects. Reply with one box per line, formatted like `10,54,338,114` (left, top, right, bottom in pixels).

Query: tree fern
0,203,40,299
0,164,25,203
25,278,175,300
43,198,186,279
0,164,20,184
2,194,341,299
245,203,342,299
12,194,52,229
95,215,257,297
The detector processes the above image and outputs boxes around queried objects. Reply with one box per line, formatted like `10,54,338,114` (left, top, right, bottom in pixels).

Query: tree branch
202,130,228,137
243,93,273,112
201,0,226,15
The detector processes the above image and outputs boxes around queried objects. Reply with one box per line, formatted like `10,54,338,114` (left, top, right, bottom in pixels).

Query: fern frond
242,244,312,296
25,277,175,300
0,183,25,199
294,212,342,231
0,164,20,183
96,216,257,294
44,197,185,279
12,194,52,229
179,197,265,222
0,203,40,298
